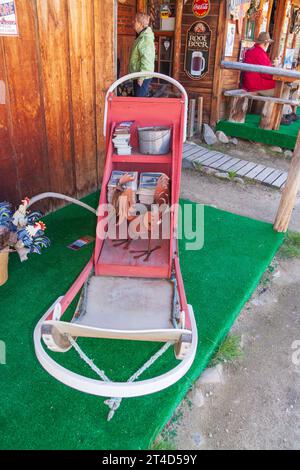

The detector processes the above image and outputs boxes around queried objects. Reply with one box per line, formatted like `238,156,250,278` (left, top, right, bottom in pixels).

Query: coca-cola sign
192,0,210,19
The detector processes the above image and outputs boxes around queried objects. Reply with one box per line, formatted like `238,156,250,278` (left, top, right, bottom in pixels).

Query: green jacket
129,27,155,77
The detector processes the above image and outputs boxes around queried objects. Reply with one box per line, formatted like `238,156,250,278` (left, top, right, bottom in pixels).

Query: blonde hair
135,12,150,28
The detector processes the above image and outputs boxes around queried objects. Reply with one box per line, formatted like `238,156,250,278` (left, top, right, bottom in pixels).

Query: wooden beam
274,129,300,232
137,0,147,13
266,0,275,31
187,99,196,139
254,0,265,38
173,0,184,82
271,0,289,61
228,96,249,123
282,6,293,68
197,97,203,134
221,60,300,79
210,0,226,126
95,0,116,181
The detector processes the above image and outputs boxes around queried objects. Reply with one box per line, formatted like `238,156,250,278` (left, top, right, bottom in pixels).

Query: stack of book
107,170,138,204
137,172,164,205
112,121,134,155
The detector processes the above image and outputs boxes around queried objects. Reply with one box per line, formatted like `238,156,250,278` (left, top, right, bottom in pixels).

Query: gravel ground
157,150,300,450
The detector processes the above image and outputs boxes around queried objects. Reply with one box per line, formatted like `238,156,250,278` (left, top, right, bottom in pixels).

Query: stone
192,432,203,447
284,150,293,159
201,166,217,175
230,137,238,145
216,130,229,144
198,364,224,385
203,124,217,145
215,171,230,180
234,177,245,185
191,388,205,408
270,146,283,153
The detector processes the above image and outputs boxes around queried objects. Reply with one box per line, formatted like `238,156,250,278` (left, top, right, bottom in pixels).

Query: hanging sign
184,22,211,80
192,0,210,19
0,0,18,36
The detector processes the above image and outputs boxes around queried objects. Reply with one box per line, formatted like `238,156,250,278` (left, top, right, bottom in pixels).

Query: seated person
242,32,276,96
242,32,298,122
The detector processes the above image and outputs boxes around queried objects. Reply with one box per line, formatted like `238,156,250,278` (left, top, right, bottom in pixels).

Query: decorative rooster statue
12,197,30,227
0,198,51,263
15,221,50,261
112,173,170,261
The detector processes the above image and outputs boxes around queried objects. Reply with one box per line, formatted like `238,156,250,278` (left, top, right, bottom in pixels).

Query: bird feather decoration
0,202,13,229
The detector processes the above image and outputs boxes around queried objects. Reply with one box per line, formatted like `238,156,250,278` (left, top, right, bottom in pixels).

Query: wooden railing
221,60,300,80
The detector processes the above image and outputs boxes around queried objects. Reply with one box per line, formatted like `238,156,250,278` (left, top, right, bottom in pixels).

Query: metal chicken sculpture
112,173,170,261
0,198,50,262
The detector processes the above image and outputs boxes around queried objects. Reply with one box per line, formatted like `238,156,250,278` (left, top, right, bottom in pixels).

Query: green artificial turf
0,194,283,450
217,112,300,150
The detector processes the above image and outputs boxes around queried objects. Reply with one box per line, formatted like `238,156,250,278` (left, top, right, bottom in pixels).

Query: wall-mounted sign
184,21,211,80
0,0,18,36
192,0,210,19
225,22,236,57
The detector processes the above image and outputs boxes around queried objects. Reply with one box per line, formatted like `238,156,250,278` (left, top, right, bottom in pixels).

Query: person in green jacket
129,12,155,97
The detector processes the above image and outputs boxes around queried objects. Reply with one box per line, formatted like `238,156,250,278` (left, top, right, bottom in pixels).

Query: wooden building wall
180,0,243,125
118,0,137,78
0,0,115,207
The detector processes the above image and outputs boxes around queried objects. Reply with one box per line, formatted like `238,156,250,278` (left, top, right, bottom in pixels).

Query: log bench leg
259,102,284,130
228,96,249,123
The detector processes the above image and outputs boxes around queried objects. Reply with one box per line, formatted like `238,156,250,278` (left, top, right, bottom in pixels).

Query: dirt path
164,166,300,450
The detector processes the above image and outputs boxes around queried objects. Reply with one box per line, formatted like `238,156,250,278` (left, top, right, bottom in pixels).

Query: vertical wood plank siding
0,0,115,206
181,0,243,124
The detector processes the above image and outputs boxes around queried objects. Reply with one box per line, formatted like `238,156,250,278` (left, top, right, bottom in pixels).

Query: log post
137,0,147,13
210,0,226,125
187,99,196,139
197,96,203,134
274,130,300,232
173,0,184,82
228,96,249,123
271,0,289,62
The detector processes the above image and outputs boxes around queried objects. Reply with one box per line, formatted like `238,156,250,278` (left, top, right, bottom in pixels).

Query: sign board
184,21,211,80
0,0,18,36
192,0,210,19
225,22,236,57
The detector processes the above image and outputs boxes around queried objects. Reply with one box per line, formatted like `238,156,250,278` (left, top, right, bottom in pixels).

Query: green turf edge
216,120,296,150
147,224,284,449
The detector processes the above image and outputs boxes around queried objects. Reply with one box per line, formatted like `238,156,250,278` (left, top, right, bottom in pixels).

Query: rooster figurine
0,202,13,230
112,173,170,261
16,221,50,262
12,197,30,228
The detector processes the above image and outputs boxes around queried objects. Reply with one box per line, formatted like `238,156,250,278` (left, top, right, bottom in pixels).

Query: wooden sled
33,73,198,399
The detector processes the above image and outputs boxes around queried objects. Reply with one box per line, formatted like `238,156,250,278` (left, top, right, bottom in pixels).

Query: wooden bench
224,89,300,130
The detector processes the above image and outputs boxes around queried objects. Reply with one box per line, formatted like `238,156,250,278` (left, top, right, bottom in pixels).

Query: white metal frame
103,72,189,142
34,301,197,398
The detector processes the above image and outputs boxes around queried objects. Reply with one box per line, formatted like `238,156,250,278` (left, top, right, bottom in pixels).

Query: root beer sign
192,0,210,18
184,21,211,80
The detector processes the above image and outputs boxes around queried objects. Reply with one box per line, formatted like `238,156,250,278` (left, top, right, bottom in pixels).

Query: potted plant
0,198,50,286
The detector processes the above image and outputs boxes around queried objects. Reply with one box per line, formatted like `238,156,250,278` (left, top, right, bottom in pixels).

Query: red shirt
242,44,275,92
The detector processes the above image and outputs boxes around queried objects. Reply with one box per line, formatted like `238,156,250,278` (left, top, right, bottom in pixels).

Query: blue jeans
133,78,152,97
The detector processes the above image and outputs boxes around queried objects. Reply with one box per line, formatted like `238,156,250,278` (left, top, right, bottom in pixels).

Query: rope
67,334,173,421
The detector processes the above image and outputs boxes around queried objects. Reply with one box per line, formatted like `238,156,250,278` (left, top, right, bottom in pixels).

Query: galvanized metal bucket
138,126,171,155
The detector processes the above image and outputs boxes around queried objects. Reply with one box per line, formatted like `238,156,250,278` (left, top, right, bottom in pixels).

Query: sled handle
103,72,188,142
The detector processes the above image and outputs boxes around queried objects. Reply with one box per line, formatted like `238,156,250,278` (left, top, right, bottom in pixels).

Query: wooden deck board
272,172,288,188
254,167,277,182
211,155,234,169
236,162,257,176
244,164,266,179
217,157,240,171
262,169,283,185
182,142,286,189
